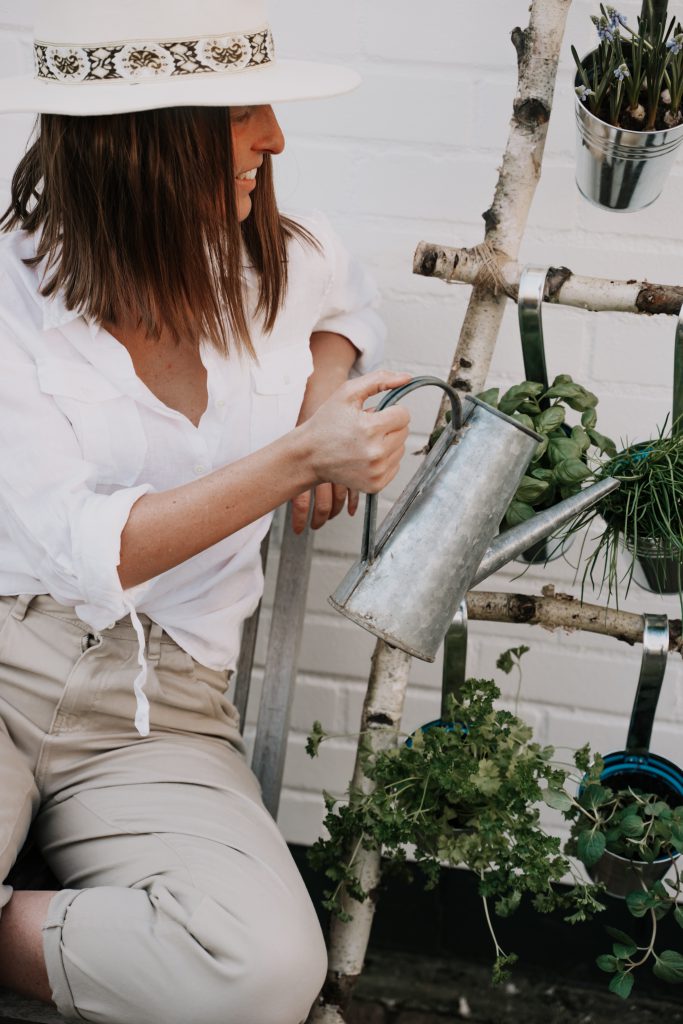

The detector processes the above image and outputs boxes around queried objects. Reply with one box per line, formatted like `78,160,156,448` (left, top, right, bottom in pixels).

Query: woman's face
229,105,285,221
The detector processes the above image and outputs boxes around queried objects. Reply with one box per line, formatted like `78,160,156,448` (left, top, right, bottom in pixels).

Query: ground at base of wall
345,949,683,1024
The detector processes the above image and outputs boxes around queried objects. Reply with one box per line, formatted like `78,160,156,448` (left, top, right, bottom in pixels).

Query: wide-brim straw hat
0,0,360,116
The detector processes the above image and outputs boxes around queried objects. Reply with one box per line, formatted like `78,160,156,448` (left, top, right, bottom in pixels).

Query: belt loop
11,594,36,621
147,622,163,665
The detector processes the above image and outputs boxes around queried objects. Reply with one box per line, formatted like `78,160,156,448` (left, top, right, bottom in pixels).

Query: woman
0,2,410,1022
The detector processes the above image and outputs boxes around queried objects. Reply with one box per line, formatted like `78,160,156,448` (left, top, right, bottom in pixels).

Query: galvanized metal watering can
329,376,619,661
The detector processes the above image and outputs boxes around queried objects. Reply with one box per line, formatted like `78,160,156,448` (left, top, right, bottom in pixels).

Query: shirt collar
41,289,101,339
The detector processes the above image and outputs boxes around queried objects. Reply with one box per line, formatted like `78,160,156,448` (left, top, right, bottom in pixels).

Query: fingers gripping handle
361,376,463,563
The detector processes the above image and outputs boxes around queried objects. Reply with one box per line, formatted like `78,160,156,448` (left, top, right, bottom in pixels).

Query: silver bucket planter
588,845,678,899
575,90,683,212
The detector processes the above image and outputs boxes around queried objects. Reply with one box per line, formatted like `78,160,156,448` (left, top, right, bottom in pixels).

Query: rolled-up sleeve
0,353,154,632
309,212,386,375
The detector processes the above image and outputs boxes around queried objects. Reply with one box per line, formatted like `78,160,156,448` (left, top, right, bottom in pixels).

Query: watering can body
329,377,619,662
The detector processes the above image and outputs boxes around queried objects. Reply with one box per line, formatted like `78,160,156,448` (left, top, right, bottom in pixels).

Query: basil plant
476,375,617,530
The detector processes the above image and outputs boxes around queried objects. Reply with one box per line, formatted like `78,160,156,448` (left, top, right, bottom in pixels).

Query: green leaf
619,815,645,838
505,500,536,527
581,407,598,430
553,458,592,485
477,387,499,407
511,412,535,431
571,425,591,452
577,829,606,867
653,950,683,983
613,941,637,959
514,475,550,504
536,406,566,433
626,890,651,918
530,435,549,463
587,428,618,458
543,380,582,401
306,721,328,757
496,645,529,674
606,927,638,948
565,385,599,412
548,437,582,466
543,787,573,811
608,971,634,999
495,890,522,918
674,906,683,929
596,954,619,973
472,758,501,796
530,466,554,481
582,783,611,810
498,381,545,415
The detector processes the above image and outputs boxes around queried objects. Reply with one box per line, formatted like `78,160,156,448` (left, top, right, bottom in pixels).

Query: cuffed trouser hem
42,888,86,1022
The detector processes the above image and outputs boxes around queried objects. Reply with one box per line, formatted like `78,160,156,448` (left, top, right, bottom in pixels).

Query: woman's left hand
291,331,360,535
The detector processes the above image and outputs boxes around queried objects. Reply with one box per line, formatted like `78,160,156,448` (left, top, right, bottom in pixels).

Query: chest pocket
249,344,314,451
36,359,147,487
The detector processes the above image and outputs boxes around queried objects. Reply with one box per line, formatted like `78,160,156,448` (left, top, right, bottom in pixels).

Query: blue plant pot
580,752,683,898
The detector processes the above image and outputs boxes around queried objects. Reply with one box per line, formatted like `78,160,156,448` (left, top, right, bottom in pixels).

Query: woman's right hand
298,370,412,494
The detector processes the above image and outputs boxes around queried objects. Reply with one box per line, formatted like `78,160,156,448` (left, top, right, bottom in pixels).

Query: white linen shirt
0,212,384,736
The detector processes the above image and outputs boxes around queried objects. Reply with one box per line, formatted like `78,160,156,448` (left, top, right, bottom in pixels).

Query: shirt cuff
71,483,155,630
314,309,386,377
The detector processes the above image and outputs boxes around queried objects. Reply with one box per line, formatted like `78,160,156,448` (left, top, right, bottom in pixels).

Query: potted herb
478,374,616,529
565,425,683,605
573,3,683,210
557,746,683,998
306,676,604,983
429,374,615,565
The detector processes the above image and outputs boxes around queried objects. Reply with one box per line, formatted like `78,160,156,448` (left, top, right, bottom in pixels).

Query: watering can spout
472,477,620,586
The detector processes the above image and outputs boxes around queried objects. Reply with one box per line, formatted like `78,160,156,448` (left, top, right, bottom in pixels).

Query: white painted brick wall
1,1,682,852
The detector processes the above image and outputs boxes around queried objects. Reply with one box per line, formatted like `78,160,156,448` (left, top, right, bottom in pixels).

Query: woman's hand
293,369,412,534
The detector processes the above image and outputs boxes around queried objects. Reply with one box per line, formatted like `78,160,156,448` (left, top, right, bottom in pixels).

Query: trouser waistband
6,593,169,665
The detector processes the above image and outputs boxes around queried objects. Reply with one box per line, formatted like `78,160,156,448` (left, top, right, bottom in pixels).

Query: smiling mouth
236,168,258,181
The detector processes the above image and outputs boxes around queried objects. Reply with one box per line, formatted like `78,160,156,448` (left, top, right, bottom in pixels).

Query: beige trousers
0,593,327,1024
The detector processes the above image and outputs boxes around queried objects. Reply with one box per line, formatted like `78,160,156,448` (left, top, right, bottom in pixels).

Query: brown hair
0,106,314,356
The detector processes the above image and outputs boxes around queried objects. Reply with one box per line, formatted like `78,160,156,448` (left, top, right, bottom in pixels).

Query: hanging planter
627,536,682,594
572,6,683,211
584,752,683,897
574,88,683,211
564,429,683,607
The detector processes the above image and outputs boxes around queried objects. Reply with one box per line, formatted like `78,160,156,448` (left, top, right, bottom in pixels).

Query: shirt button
216,399,225,408
194,464,207,475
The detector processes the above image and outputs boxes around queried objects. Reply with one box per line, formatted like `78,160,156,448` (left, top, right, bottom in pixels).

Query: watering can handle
625,613,669,754
361,376,463,563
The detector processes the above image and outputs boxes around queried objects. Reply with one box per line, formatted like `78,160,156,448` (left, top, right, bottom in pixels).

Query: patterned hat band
34,25,274,84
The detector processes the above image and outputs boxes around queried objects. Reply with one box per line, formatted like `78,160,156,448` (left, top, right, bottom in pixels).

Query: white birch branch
312,5,573,1021
466,587,683,655
413,244,683,317
308,642,411,1024
441,0,573,401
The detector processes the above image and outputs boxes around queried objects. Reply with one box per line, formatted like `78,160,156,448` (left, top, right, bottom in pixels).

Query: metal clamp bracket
625,612,670,754
517,265,551,397
674,305,683,436
441,601,468,720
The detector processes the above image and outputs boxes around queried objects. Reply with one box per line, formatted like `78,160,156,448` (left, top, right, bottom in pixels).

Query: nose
254,105,285,156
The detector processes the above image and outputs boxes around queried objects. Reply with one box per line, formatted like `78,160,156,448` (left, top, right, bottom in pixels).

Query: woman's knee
176,891,328,1024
